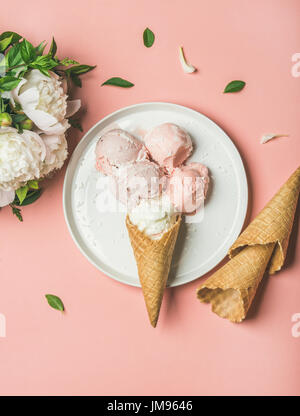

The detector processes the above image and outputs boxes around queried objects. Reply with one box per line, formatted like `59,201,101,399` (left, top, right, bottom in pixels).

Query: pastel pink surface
0,0,300,396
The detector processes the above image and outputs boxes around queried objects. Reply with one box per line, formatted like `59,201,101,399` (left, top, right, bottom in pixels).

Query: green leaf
0,97,6,112
11,113,27,124
6,43,24,67
70,73,82,87
30,55,57,70
59,57,79,66
0,31,22,44
16,185,29,205
20,39,36,64
35,41,47,56
223,80,246,93
10,205,23,222
28,180,39,189
0,35,13,53
32,66,50,77
69,118,83,132
66,64,96,75
0,76,22,91
143,27,155,48
48,37,57,58
45,294,64,312
101,77,134,88
14,188,42,206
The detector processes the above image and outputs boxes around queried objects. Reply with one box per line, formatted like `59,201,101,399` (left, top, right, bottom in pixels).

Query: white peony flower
40,133,68,176
0,127,46,201
11,69,80,135
0,188,15,208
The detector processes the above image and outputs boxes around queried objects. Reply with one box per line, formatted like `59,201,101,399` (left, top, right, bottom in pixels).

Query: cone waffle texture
229,166,300,274
126,215,181,327
197,166,300,322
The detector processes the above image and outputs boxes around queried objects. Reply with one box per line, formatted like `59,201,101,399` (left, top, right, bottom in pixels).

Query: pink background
0,0,300,396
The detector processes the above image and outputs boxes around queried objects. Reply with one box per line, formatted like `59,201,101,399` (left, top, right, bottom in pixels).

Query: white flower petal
17,87,39,110
40,133,68,176
0,188,15,207
22,129,46,161
260,134,289,144
0,127,45,190
179,46,196,74
41,119,69,135
66,99,81,118
24,109,58,131
11,69,68,135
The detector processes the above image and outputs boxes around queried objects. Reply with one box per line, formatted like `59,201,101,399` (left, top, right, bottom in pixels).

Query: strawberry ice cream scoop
95,129,148,175
112,160,166,208
167,163,209,213
144,123,193,172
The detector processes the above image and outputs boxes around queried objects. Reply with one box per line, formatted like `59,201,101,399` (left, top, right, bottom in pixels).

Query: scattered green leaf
101,77,134,88
45,294,64,312
223,80,246,93
143,27,155,48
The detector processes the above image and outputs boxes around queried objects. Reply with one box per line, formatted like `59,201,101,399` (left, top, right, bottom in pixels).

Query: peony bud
20,119,33,130
0,113,12,127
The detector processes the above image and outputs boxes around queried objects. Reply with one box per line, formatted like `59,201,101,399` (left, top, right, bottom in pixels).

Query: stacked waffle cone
197,166,300,323
126,215,181,327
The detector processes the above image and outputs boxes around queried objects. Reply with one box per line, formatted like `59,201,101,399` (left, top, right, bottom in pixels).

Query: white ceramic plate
63,102,248,287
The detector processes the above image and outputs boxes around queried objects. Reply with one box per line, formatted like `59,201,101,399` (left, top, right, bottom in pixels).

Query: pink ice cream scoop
95,129,148,175
144,123,193,173
111,160,166,208
167,162,209,213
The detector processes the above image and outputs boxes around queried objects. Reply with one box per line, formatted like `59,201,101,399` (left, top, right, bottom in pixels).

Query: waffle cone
197,243,275,322
126,215,181,327
197,166,300,322
229,166,300,273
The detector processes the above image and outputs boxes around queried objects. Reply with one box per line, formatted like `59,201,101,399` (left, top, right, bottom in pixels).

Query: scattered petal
179,46,196,74
260,134,289,144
